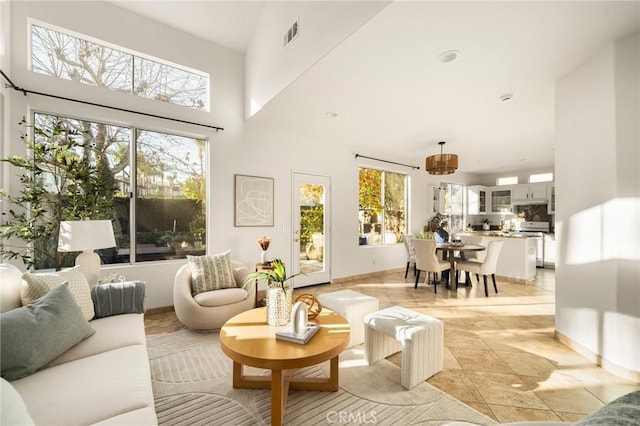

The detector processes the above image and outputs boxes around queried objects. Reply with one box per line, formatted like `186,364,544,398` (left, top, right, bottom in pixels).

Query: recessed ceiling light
500,93,514,102
437,50,459,63
325,112,338,118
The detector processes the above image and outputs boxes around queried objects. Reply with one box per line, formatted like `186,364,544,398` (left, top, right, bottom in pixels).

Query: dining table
436,243,486,289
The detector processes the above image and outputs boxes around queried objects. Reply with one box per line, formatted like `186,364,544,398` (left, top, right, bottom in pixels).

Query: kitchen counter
459,231,538,239
459,234,537,282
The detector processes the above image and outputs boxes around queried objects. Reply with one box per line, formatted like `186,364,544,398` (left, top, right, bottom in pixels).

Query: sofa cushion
0,283,95,381
22,265,95,320
187,250,237,295
194,287,249,307
12,345,156,426
47,313,146,368
1,378,34,426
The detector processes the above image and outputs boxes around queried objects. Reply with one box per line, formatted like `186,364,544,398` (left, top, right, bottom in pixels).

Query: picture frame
234,174,274,227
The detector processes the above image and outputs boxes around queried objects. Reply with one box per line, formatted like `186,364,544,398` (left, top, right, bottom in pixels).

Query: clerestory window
30,21,209,111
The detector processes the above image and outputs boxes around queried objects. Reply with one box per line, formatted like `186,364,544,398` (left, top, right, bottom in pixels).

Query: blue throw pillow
0,283,95,381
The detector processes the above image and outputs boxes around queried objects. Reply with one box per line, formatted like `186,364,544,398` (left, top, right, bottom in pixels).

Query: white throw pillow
22,266,95,321
187,251,237,295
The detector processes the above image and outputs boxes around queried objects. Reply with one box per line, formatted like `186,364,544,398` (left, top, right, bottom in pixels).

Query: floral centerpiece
257,236,271,264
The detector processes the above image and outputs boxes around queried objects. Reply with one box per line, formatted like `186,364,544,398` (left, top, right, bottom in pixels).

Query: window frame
31,109,209,267
358,166,408,246
28,18,211,112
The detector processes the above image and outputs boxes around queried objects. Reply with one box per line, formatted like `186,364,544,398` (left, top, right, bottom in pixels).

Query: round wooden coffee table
220,307,350,426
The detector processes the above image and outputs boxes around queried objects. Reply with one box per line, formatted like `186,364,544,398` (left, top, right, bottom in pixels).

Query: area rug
147,330,496,426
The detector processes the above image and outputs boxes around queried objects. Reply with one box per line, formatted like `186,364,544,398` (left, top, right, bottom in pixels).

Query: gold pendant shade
425,141,458,175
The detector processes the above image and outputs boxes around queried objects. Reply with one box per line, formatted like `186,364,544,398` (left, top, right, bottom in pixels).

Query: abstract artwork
234,174,274,227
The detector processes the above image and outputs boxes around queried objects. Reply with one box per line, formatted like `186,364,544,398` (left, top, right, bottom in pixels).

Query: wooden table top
220,307,350,370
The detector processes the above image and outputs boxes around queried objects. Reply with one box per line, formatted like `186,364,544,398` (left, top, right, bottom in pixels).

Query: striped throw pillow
187,251,237,295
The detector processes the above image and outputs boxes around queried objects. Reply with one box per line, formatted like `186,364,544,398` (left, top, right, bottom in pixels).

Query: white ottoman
318,290,379,347
364,306,443,389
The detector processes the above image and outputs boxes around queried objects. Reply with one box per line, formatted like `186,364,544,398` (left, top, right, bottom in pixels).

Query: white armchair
173,260,255,331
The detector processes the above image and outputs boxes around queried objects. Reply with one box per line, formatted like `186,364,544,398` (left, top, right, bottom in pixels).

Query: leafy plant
244,258,305,293
428,212,448,229
414,231,435,240
1,119,117,270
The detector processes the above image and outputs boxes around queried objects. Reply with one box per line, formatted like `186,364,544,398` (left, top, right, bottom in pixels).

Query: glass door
292,172,331,287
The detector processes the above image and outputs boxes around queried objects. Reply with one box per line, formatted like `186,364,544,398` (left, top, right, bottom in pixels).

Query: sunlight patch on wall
250,98,262,116
566,197,639,265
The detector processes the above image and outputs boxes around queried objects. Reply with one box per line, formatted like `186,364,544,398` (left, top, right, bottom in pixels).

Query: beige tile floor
144,268,640,423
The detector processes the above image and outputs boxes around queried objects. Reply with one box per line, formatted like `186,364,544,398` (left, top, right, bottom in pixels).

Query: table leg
449,251,456,289
271,368,286,426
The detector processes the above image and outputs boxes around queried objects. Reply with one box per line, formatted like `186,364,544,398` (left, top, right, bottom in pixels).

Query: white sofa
1,278,157,425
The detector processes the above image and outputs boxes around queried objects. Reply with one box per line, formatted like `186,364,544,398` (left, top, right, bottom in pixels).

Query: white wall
6,1,451,309
555,33,639,377
1,0,11,203
245,1,389,118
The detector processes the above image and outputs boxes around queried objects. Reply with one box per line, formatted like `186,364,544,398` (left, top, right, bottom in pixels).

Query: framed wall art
234,174,274,227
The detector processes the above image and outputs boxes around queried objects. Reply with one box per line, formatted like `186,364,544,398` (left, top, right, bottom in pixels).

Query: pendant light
425,141,458,175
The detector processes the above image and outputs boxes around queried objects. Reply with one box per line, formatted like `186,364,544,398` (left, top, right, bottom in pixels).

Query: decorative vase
265,282,293,326
260,250,267,265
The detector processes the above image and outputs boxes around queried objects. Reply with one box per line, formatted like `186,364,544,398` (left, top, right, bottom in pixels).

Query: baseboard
146,305,175,315
555,330,640,383
332,268,404,284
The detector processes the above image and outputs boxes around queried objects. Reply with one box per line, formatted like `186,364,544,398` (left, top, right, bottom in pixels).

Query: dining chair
455,240,504,297
413,238,451,293
402,234,416,279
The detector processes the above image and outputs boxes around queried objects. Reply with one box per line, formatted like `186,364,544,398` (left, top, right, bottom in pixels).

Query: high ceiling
112,1,639,175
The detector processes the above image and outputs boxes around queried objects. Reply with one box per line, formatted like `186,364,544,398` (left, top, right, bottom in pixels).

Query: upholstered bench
364,306,443,389
317,290,379,347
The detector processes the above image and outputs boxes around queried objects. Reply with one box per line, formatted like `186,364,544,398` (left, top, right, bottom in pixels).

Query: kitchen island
459,233,537,282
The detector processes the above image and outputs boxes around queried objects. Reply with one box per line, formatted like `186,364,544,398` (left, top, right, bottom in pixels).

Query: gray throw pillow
91,281,146,318
0,283,95,381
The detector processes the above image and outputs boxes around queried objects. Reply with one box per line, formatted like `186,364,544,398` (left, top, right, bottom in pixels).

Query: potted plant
245,258,305,326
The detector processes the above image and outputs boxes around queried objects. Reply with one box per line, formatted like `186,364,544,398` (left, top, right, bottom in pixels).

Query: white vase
260,250,267,265
265,282,292,326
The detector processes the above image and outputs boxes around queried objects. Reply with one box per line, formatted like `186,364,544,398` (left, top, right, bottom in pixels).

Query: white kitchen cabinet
544,234,556,268
547,185,555,214
467,185,487,214
512,184,547,203
428,185,445,213
490,188,512,213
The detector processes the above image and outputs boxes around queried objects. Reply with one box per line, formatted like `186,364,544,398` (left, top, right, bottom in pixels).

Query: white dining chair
413,238,451,294
402,234,416,279
456,240,504,297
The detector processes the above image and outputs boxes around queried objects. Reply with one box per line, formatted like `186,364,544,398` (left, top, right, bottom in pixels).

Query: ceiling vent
283,19,299,47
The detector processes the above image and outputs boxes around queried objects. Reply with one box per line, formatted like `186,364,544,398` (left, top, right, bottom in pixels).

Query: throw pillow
22,265,95,321
1,283,95,381
91,281,146,318
187,251,237,295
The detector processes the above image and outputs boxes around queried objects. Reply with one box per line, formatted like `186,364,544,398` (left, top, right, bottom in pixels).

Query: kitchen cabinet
428,185,444,213
512,184,547,203
547,185,555,214
544,234,556,268
467,185,487,214
490,188,512,213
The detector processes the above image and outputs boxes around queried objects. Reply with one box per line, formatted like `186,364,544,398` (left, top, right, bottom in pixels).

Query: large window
31,22,209,111
31,112,206,269
358,168,407,245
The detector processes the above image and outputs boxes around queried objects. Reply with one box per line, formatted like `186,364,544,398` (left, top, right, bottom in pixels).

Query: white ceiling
112,1,639,175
